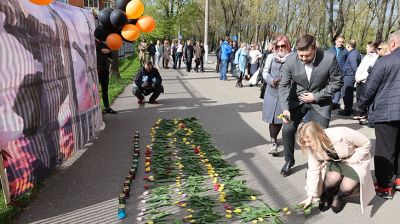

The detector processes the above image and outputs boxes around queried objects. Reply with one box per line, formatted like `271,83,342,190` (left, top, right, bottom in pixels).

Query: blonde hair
296,121,334,156
378,42,390,56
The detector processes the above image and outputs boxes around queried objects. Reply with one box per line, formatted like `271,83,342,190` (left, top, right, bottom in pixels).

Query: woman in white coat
297,121,375,214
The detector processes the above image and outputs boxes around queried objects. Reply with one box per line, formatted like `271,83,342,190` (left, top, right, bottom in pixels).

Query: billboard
0,0,103,200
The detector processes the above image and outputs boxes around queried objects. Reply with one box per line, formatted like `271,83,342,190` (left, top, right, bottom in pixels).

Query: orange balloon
126,0,144,19
106,34,123,50
29,0,53,5
121,24,141,42
136,16,156,33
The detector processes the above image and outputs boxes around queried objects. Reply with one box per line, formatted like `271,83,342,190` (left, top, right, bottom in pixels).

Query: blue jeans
220,59,229,80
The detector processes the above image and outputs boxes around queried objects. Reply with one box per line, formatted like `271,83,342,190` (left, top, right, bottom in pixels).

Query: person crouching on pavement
133,61,163,104
297,121,375,214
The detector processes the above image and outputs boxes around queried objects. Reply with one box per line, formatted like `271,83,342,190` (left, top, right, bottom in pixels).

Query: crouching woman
297,121,375,214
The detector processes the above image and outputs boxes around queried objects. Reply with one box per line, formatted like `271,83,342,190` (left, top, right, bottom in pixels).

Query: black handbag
259,83,267,99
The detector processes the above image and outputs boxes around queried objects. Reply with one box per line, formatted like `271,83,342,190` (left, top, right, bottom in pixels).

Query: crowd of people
261,31,400,214
96,29,400,215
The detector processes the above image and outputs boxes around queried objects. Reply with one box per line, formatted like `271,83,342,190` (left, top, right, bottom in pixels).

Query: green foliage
0,183,42,224
142,0,203,40
100,56,140,109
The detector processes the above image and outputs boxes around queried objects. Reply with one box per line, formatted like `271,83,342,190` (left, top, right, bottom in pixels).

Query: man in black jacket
97,40,117,114
184,40,194,72
148,40,157,66
133,61,163,104
358,30,400,199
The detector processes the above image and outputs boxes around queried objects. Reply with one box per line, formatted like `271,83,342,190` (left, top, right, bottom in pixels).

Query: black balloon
98,7,113,28
116,0,130,11
127,19,138,25
110,9,128,29
94,25,112,41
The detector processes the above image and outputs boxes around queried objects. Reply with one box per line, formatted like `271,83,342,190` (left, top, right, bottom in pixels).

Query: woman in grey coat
262,35,292,154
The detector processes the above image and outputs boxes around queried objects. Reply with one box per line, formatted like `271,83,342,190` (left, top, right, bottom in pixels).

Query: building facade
56,0,115,10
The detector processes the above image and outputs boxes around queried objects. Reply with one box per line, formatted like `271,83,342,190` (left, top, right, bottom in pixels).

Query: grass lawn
103,56,141,108
0,56,140,224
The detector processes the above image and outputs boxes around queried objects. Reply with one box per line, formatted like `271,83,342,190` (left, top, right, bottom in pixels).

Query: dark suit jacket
278,48,343,119
359,47,400,123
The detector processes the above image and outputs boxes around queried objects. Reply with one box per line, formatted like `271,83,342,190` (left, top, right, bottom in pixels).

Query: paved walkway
18,57,400,224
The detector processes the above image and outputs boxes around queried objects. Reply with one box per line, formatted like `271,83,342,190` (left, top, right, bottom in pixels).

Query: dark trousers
163,57,169,68
98,73,110,108
216,56,221,72
282,105,330,162
172,53,177,69
374,121,400,187
134,86,162,102
341,76,355,113
186,58,193,72
229,58,235,73
195,57,204,72
175,52,183,69
356,82,366,114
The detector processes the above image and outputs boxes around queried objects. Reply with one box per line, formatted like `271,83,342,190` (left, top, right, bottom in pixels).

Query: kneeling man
133,61,163,104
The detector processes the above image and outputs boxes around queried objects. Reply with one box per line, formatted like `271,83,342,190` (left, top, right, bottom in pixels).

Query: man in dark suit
358,30,400,199
278,35,343,176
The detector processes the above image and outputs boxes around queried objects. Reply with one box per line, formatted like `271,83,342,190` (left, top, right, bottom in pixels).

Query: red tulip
194,147,200,154
144,185,149,189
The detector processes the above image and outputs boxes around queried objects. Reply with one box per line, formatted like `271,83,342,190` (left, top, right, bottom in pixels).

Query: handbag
259,83,267,99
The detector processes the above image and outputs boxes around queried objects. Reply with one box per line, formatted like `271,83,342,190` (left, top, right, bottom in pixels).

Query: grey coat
358,47,400,123
278,49,343,119
262,54,286,124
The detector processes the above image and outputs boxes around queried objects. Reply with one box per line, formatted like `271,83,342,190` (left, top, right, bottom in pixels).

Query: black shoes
318,190,332,212
338,109,351,116
332,103,340,110
280,160,295,177
104,107,117,114
331,195,344,213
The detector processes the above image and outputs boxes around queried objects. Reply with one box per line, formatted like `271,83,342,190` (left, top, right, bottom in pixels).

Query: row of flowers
135,118,314,223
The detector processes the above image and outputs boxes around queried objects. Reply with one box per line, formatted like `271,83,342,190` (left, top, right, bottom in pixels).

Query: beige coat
305,127,375,214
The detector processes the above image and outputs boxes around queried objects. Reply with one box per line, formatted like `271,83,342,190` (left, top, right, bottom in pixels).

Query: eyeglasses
277,44,286,49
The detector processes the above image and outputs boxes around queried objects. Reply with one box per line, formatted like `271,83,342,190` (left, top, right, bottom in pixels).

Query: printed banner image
0,0,103,199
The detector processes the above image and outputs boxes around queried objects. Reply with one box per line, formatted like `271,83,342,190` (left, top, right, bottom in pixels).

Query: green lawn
103,56,141,108
0,56,140,223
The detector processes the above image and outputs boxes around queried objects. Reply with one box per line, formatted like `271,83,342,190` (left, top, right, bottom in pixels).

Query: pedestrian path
18,57,400,224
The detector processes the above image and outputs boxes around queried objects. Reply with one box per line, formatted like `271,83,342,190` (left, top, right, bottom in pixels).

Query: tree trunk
284,0,291,34
376,0,388,41
327,0,335,42
110,51,120,79
385,0,396,39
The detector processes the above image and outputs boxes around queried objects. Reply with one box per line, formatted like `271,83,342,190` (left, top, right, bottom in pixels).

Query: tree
376,0,389,41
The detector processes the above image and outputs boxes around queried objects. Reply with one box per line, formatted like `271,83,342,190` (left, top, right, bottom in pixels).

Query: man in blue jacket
358,30,400,199
338,40,361,115
219,36,232,80
328,35,348,109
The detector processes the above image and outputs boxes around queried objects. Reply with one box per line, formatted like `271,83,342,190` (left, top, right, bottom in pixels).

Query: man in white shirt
278,35,343,176
175,39,184,69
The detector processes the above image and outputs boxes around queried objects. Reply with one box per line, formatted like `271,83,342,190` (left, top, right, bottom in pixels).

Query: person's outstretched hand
298,196,313,209
282,110,291,124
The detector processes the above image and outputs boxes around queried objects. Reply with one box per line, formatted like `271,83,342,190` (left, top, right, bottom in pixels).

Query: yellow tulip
226,209,232,214
251,196,257,201
282,207,288,212
234,208,242,214
286,211,291,215
225,214,232,219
